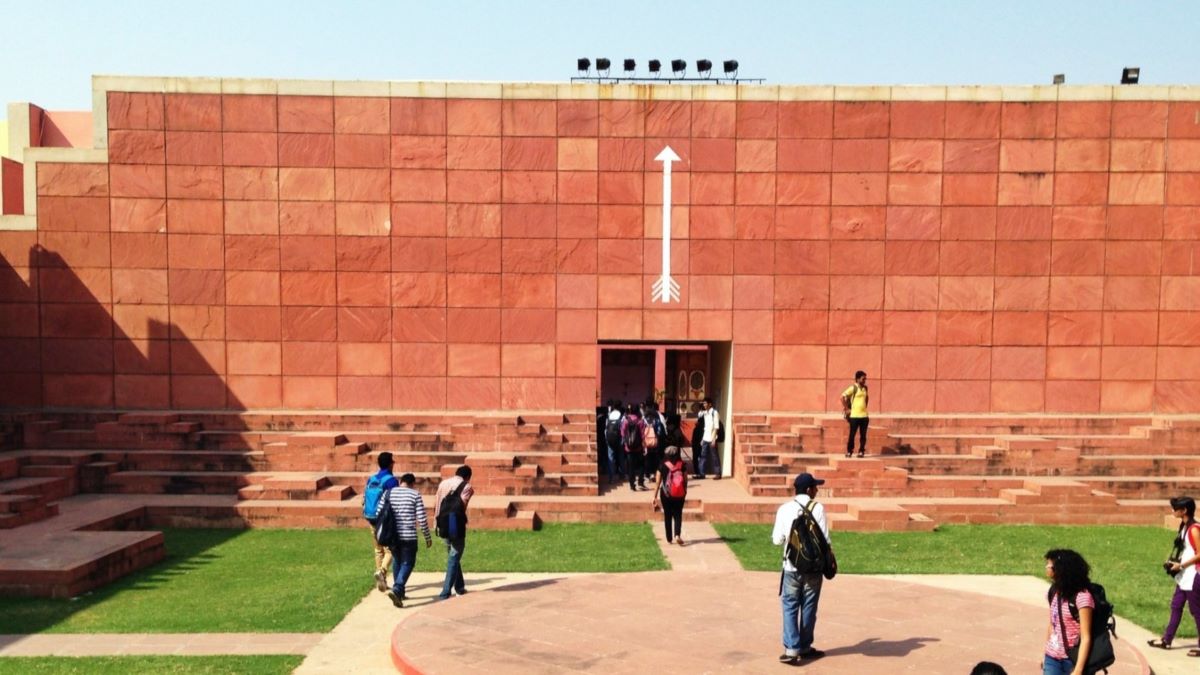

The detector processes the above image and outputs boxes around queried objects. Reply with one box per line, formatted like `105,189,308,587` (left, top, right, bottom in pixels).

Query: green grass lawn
0,523,666,634
0,655,301,675
714,522,1192,639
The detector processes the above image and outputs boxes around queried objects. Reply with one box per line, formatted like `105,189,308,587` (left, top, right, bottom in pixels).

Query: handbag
1058,595,1115,675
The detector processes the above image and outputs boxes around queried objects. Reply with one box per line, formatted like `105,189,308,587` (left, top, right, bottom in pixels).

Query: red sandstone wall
1,86,1199,413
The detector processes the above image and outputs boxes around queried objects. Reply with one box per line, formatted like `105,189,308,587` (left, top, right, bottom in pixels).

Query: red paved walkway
390,571,1148,674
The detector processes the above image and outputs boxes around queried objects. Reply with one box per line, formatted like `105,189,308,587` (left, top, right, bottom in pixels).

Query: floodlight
671,59,686,75
577,58,591,73
596,58,611,73
648,59,661,74
1121,67,1140,84
623,59,636,72
723,60,738,75
696,59,712,77
1052,74,1065,85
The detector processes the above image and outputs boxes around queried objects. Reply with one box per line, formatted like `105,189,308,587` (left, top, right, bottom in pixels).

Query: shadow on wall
0,244,245,411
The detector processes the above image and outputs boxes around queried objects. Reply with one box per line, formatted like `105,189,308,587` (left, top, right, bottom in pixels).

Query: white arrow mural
652,145,681,304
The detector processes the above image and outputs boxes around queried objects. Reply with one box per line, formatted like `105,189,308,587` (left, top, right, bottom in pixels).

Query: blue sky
2,1,1197,110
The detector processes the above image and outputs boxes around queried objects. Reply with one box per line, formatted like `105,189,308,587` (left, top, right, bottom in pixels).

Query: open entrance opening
596,342,732,482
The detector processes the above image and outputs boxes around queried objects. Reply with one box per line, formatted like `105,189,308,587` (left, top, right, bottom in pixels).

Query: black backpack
436,481,468,539
604,416,622,448
623,418,643,452
785,499,828,575
651,416,667,445
374,489,400,548
1050,583,1117,675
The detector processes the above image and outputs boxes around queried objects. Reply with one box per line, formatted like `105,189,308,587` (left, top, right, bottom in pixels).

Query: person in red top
1042,549,1094,675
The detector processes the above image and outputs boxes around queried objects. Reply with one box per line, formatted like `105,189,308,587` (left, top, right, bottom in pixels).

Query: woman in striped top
1042,549,1094,675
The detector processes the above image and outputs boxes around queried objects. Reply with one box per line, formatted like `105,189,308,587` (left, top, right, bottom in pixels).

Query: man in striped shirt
374,472,432,608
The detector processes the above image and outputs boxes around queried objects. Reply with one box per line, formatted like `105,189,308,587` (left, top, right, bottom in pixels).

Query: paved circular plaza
388,571,1149,674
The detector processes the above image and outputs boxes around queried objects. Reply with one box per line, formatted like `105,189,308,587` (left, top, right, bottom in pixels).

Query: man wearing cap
772,472,834,665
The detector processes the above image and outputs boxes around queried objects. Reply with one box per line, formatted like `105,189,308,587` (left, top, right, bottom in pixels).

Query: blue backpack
363,471,393,519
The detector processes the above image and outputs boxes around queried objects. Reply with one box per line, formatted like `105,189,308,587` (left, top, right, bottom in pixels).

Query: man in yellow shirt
840,371,869,458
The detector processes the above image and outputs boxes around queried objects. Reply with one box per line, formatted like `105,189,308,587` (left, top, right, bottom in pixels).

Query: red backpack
663,460,687,499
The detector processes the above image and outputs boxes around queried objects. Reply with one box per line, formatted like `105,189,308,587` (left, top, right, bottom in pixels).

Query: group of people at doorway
599,396,722,488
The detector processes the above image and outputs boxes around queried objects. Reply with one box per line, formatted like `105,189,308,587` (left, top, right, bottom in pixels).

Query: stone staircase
0,410,600,534
731,413,1200,530
0,410,601,596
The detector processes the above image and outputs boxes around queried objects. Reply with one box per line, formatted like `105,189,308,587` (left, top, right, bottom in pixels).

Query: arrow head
655,145,681,164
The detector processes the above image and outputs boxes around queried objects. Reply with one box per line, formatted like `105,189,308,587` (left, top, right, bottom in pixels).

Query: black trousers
846,417,869,453
661,496,684,540
627,451,644,488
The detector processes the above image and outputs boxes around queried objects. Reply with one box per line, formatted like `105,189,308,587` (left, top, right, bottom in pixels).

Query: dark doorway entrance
599,348,656,406
598,344,709,412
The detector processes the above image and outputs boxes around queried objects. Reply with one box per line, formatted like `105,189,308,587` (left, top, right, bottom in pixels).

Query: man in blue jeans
771,472,834,665
434,465,473,599
374,473,432,608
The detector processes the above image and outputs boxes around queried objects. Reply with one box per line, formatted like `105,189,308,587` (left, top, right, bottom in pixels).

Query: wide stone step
103,471,251,495
100,450,267,472
0,530,165,598
0,502,59,529
0,475,74,501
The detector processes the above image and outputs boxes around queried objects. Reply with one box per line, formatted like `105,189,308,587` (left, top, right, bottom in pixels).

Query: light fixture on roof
623,59,636,73
671,59,686,76
696,59,713,78
1121,67,1140,84
576,58,591,75
648,59,661,75
596,58,611,76
723,60,739,77
1052,74,1065,85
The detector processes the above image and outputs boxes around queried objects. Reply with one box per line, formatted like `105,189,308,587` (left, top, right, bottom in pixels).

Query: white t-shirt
771,494,830,573
1177,523,1199,591
700,408,720,444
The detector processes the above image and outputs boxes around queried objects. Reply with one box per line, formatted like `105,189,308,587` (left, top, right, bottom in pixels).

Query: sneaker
436,593,451,600
386,590,403,608
801,648,825,659
676,538,686,546
778,653,799,664
374,570,387,592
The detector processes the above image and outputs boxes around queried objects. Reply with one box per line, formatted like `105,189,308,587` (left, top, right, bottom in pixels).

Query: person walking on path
772,472,832,665
1042,549,1095,675
1147,496,1200,656
362,452,399,591
841,371,869,457
651,446,688,546
621,407,647,491
374,473,432,608
434,465,474,600
697,397,721,479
